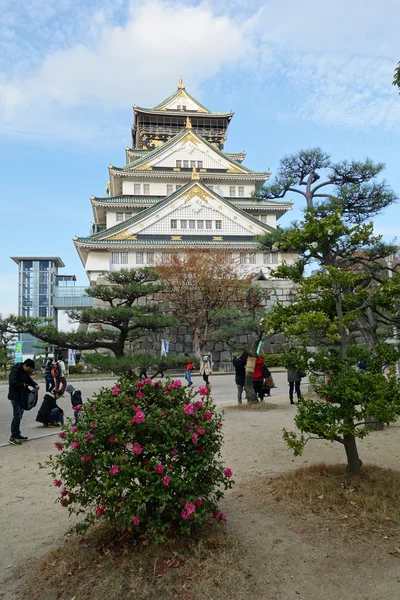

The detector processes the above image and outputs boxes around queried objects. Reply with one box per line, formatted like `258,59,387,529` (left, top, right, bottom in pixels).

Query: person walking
287,366,302,404
8,358,40,445
200,354,212,386
54,355,67,395
233,351,248,404
184,354,195,387
44,358,55,393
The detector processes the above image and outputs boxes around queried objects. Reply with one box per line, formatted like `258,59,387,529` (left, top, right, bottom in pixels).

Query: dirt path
1,396,399,599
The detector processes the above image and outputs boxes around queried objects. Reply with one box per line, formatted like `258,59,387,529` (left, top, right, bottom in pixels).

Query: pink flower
194,401,203,409
181,511,189,520
184,403,195,415
132,443,143,455
216,422,222,429
61,489,69,497
135,410,145,423
220,513,227,520
72,441,80,450
136,392,145,399
53,479,62,487
60,498,68,508
225,468,233,478
178,497,186,504
74,405,83,411
54,442,63,451
86,432,93,441
197,428,206,436
70,426,78,433
144,377,152,383
163,475,171,486
136,381,144,389
130,418,137,424
171,380,181,388
81,455,91,463
195,498,202,507
203,412,213,421
109,465,119,475
155,463,164,474
131,515,141,527
96,504,105,517
112,386,120,396
91,422,98,429
58,432,66,440
109,435,116,443
172,448,178,458
192,433,198,444
198,386,209,396
185,502,196,516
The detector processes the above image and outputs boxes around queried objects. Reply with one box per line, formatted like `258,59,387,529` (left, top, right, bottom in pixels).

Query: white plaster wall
106,208,142,228
85,251,109,272
122,179,255,198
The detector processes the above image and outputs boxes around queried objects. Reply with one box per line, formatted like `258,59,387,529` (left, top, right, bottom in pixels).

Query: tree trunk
343,429,362,475
245,356,258,403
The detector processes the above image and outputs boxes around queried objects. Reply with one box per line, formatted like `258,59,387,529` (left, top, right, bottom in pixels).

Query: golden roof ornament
191,167,200,180
186,116,192,129
178,75,185,89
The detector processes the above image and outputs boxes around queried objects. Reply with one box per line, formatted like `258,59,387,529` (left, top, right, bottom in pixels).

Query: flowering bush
46,375,234,540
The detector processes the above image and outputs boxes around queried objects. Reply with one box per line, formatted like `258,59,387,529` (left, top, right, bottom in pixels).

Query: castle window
182,105,187,110
171,219,177,229
136,252,144,264
162,252,170,263
215,220,222,230
183,160,189,168
121,252,128,264
238,186,244,196
111,252,120,264
263,252,279,264
177,105,181,110
181,220,187,229
125,212,132,220
249,252,256,264
189,220,196,229
197,161,203,169
147,252,154,265
229,186,236,197
176,160,182,168
143,184,150,194
116,212,124,222
206,220,212,229
190,160,196,168
197,220,204,229
167,184,173,194
239,253,247,264
134,183,141,194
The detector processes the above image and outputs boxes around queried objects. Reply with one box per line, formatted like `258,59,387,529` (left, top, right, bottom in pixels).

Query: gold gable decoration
178,76,185,89
183,184,210,205
107,231,137,241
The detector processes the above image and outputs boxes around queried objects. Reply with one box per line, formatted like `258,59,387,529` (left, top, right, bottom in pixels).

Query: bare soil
1,396,400,599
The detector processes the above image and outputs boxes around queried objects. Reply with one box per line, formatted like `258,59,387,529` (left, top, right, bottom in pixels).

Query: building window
215,220,222,230
22,261,33,271
39,284,48,295
176,160,182,168
240,253,247,264
229,186,236,197
136,252,144,264
39,260,49,271
171,219,177,229
111,252,120,264
189,220,196,229
238,186,244,196
120,252,128,264
167,184,173,195
176,184,182,191
197,161,203,169
206,220,212,229
259,215,268,223
162,252,170,264
147,252,154,265
197,220,204,229
249,252,256,264
39,272,48,283
125,212,132,220
263,252,279,264
116,212,124,222
22,307,32,317
190,160,196,168
182,105,187,110
143,183,150,194
181,220,187,229
134,183,141,194
183,160,189,168
39,307,49,318
177,105,181,110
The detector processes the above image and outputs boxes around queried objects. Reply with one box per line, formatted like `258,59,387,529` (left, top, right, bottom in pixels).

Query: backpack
23,388,39,411
51,362,60,378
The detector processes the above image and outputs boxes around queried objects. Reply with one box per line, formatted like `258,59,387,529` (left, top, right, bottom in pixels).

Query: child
66,384,83,424
36,391,64,427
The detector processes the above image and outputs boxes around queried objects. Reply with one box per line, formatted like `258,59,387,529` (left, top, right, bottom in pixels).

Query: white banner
161,340,169,356
68,349,76,366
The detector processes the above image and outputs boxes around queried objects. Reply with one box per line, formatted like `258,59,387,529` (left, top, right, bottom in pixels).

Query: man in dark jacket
8,359,40,445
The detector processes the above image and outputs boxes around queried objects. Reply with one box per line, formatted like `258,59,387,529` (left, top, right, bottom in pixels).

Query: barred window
176,160,182,168
136,252,144,264
111,252,120,264
238,186,244,196
263,252,279,264
125,212,132,220
143,184,150,194
134,183,141,194
215,220,222,230
181,220,187,229
190,160,196,168
116,212,124,222
197,161,203,169
189,220,196,229
229,186,236,197
239,253,247,264
206,220,212,229
171,219,177,229
249,252,256,264
147,252,154,265
120,252,128,264
197,220,204,229
183,160,189,168
167,184,173,194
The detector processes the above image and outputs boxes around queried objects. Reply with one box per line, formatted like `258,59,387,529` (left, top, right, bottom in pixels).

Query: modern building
74,78,294,282
11,256,93,357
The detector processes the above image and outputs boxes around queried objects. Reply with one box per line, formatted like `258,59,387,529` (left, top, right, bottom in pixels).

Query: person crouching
36,391,64,427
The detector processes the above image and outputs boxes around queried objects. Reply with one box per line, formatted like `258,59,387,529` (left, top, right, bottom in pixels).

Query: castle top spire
178,75,185,89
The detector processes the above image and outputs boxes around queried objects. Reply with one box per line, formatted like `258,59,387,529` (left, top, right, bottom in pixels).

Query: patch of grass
242,463,400,533
18,521,256,600
225,402,278,411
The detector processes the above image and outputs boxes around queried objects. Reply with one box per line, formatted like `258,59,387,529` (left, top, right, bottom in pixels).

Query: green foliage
259,353,285,367
0,315,17,376
394,61,400,90
46,376,233,540
69,363,85,374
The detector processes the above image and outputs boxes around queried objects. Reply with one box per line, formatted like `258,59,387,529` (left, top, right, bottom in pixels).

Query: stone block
239,335,248,344
220,351,231,361
184,334,193,343
179,326,187,335
214,343,223,352
175,343,184,352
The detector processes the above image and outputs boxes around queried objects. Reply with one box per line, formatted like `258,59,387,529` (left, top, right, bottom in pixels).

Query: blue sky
1,0,399,320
